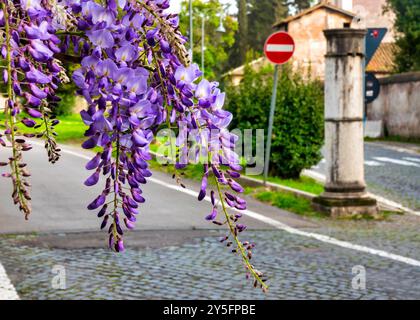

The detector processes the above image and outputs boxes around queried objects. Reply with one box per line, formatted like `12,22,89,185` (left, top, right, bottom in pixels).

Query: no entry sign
262,32,295,184
264,31,295,65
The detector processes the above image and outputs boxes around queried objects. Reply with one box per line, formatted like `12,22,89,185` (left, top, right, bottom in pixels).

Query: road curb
150,151,316,200
240,172,417,216
237,175,316,200
303,169,420,216
150,150,419,216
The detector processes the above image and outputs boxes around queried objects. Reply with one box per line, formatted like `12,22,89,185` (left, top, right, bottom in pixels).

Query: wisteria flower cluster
0,0,267,290
0,0,68,217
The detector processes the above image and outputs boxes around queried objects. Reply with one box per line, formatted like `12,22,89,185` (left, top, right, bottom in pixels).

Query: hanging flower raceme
0,0,267,290
0,0,69,218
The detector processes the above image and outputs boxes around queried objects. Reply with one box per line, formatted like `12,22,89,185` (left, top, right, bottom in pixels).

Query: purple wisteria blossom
0,0,267,290
0,0,64,217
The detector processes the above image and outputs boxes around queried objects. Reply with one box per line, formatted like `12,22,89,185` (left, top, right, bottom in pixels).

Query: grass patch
148,156,326,218
148,147,326,217
253,175,324,195
148,157,206,182
245,187,325,218
150,142,324,195
51,114,86,143
0,113,87,144
244,186,403,220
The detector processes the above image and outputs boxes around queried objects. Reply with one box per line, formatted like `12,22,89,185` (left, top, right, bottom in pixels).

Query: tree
247,0,288,54
288,0,312,12
237,0,249,65
385,0,420,72
178,0,237,79
229,0,288,68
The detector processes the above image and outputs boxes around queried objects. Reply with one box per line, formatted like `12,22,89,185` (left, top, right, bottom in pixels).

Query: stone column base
312,195,378,218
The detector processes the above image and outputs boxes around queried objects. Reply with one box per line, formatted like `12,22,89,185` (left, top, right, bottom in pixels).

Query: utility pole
237,0,248,65
189,0,193,62
200,8,226,75
201,14,205,73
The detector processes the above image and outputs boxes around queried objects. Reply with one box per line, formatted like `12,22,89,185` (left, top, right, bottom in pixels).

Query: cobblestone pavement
0,228,419,300
308,214,420,261
314,142,420,210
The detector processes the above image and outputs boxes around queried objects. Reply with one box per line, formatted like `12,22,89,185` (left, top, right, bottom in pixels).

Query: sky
167,0,238,14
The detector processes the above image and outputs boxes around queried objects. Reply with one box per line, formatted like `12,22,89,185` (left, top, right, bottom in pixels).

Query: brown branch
55,53,82,64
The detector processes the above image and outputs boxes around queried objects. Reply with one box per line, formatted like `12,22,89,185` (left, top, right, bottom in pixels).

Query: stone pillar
313,29,378,218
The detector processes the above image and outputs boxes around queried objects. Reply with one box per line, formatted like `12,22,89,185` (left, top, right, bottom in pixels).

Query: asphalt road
0,142,314,235
312,142,420,210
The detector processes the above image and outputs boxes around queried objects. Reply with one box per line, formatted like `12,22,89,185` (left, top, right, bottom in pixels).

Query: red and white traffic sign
264,31,295,65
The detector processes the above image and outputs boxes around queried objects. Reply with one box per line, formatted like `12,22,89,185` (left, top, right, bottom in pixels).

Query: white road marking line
369,193,420,217
364,161,384,167
404,157,420,163
318,159,384,166
302,169,326,182
0,263,19,300
266,44,294,52
54,145,420,268
148,177,420,268
374,157,420,168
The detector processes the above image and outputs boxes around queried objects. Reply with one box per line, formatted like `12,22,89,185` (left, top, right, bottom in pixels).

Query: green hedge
225,65,324,178
54,89,76,116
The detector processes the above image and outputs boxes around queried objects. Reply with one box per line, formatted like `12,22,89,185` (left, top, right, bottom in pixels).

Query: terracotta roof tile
366,42,397,74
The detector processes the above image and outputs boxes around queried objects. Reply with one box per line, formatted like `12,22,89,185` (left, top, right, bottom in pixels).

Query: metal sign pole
363,28,387,129
201,15,205,73
263,64,280,186
363,35,367,131
189,0,193,61
263,31,294,185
